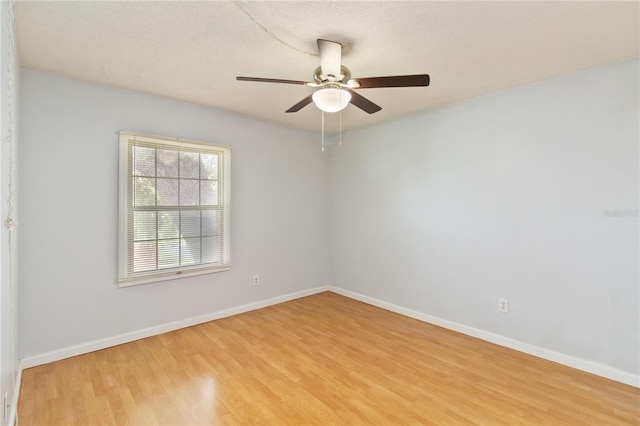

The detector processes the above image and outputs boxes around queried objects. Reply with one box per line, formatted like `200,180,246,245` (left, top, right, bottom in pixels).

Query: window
118,132,231,287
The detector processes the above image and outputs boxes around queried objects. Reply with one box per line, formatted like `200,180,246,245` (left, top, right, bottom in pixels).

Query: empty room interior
0,1,639,425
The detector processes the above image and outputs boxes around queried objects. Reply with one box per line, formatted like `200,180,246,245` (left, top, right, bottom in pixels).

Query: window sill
118,264,231,288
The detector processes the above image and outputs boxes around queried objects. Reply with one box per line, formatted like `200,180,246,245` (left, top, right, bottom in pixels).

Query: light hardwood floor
18,292,639,425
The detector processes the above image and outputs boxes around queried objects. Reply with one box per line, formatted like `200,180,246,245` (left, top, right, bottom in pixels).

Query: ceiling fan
237,39,430,115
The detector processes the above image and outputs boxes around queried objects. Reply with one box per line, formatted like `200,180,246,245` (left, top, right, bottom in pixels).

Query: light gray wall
18,59,639,379
19,70,329,358
329,59,639,375
0,2,20,423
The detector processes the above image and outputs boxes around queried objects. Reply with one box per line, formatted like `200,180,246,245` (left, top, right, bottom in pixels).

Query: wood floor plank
18,292,640,425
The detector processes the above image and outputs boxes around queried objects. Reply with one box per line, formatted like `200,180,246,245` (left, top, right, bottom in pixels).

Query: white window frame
118,131,231,287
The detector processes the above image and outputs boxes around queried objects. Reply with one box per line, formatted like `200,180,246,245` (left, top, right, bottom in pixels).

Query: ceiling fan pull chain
321,111,325,152
339,110,342,146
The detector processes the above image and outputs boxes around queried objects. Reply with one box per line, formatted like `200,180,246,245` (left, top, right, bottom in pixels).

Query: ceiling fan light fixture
312,87,351,113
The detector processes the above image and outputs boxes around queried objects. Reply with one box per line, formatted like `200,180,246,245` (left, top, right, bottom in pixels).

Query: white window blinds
118,132,231,287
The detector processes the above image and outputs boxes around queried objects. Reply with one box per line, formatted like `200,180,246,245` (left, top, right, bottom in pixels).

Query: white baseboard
18,284,639,389
20,285,331,370
328,286,640,388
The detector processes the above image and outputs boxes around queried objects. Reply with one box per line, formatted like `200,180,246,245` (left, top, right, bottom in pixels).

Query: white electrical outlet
253,275,260,286
499,298,509,313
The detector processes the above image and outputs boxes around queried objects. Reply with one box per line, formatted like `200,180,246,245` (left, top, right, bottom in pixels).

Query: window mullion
178,148,182,268
155,148,159,271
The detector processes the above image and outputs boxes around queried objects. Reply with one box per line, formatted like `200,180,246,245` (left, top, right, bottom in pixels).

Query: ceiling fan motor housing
314,66,352,85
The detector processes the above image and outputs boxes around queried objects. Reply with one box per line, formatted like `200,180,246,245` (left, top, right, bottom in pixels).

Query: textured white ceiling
14,1,640,133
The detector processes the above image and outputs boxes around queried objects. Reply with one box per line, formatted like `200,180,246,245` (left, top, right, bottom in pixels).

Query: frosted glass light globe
312,88,351,113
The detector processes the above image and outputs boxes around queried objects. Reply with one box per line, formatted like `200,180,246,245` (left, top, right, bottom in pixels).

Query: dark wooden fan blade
285,94,314,113
346,90,382,114
354,74,430,89
236,76,310,85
